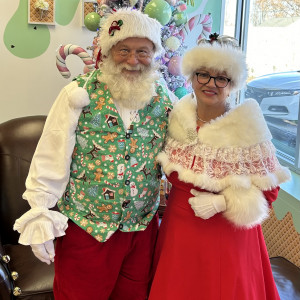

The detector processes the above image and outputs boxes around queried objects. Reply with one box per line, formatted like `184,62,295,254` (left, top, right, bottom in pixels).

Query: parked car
245,71,300,120
245,71,300,149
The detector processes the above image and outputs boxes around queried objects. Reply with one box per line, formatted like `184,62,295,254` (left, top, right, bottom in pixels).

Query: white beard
98,55,160,110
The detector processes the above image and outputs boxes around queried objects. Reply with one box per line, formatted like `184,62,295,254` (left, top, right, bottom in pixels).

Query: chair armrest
0,242,13,300
0,261,13,300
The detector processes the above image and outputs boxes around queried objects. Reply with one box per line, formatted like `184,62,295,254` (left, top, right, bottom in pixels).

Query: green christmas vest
58,70,173,242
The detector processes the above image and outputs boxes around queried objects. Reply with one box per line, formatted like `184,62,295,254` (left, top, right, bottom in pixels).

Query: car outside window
223,0,300,173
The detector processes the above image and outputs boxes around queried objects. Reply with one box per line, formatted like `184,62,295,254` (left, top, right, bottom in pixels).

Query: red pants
53,216,159,300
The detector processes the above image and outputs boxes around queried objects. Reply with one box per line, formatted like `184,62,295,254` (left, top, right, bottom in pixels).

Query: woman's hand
188,190,226,219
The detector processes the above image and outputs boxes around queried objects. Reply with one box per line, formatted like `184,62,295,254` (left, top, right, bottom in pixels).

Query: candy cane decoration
81,153,86,167
141,143,148,158
116,154,125,160
70,178,76,200
104,180,120,188
126,170,132,181
179,14,212,43
106,106,118,114
56,44,95,79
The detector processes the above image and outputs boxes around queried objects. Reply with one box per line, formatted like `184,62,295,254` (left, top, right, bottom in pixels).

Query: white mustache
120,64,146,72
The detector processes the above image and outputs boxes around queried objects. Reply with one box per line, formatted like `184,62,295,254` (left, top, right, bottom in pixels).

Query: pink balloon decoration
168,56,182,76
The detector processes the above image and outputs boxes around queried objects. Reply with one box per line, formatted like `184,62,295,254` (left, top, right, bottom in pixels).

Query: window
223,0,300,173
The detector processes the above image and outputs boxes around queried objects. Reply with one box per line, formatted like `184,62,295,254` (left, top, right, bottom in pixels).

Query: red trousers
53,216,159,300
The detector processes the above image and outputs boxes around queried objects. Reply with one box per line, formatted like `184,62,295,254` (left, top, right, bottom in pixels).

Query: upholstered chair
0,116,55,300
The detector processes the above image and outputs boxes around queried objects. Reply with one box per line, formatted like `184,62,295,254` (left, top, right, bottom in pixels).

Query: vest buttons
125,180,130,185
126,133,131,139
125,155,130,160
119,224,123,230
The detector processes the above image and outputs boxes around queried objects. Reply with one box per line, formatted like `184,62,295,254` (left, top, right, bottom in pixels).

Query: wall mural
4,0,51,59
3,0,219,60
3,0,81,59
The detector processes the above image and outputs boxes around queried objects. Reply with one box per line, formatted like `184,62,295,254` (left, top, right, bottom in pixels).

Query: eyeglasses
115,49,152,60
195,72,231,88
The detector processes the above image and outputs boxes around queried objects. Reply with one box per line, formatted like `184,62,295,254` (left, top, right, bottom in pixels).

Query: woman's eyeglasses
195,72,231,88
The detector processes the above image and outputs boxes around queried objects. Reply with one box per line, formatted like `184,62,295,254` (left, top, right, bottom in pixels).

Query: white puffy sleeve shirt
14,80,178,245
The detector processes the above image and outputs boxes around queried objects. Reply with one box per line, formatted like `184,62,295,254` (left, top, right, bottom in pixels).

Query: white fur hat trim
99,8,163,57
181,43,248,92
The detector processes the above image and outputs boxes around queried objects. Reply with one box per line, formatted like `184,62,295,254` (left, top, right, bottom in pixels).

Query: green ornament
173,11,187,26
144,0,172,26
84,12,100,32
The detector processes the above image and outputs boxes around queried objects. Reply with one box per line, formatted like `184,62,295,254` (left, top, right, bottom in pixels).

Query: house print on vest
106,114,118,127
102,188,115,200
127,125,134,134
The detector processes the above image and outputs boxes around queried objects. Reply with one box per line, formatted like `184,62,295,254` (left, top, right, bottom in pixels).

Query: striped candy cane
141,143,148,158
106,106,118,113
81,153,86,167
56,44,95,79
179,14,212,43
116,154,125,160
104,180,120,188
70,179,76,200
126,170,132,181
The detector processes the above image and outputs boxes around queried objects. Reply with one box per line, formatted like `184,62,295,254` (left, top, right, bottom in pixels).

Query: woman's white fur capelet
167,93,272,147
157,94,291,228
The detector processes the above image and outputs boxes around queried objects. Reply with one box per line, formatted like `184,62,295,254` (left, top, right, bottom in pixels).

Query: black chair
0,116,55,300
270,256,300,300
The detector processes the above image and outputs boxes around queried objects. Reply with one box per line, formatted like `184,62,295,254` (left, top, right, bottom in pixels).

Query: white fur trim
167,93,198,145
169,95,272,147
220,185,269,228
181,43,248,92
157,95,291,192
69,87,90,109
197,99,272,147
99,8,163,57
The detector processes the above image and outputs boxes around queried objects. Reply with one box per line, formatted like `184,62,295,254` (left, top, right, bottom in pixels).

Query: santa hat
181,36,248,92
98,8,163,59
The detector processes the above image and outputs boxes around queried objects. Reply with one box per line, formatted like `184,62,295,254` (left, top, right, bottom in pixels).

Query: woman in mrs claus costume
149,34,290,300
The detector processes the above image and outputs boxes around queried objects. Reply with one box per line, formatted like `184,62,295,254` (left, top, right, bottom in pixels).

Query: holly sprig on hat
108,20,123,36
208,32,219,43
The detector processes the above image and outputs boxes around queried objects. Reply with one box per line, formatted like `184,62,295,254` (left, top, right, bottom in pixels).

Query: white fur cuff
220,185,269,228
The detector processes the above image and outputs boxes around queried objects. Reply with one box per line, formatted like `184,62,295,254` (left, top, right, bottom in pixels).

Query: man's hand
188,190,226,219
31,240,55,265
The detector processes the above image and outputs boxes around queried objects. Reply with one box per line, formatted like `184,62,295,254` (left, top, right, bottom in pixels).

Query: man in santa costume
14,8,174,300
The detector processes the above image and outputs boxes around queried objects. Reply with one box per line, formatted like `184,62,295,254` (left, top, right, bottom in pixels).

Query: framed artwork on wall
82,0,97,27
28,0,55,25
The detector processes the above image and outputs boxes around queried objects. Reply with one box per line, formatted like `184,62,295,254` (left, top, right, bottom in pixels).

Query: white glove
188,189,226,219
31,240,55,265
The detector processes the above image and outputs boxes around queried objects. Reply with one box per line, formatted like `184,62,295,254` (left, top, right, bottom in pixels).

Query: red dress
149,172,280,300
